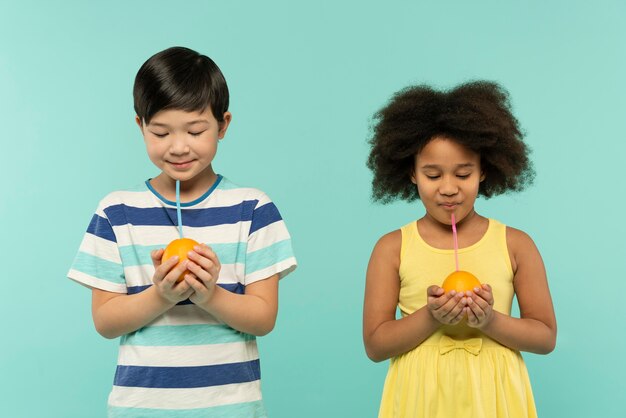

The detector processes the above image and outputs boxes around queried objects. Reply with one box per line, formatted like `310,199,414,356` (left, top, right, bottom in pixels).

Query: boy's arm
184,244,279,336
193,275,279,337
92,252,194,339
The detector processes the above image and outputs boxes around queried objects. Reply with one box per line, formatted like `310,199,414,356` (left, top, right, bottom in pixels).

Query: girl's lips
440,203,459,211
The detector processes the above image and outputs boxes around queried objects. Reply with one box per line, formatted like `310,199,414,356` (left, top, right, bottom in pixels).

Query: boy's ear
135,116,143,130
218,112,233,140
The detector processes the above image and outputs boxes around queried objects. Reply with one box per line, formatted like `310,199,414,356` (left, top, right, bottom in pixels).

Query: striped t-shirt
68,175,297,417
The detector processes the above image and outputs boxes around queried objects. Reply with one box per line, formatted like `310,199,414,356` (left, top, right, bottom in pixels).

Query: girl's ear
410,169,417,185
480,171,486,182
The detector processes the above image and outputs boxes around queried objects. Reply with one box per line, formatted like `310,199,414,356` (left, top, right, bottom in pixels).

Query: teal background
1,0,625,416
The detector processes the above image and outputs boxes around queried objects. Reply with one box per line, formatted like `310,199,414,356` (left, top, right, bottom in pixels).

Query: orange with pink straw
441,213,481,293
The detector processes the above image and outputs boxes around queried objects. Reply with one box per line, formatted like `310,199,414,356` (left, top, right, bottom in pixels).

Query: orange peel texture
161,238,200,282
441,270,481,293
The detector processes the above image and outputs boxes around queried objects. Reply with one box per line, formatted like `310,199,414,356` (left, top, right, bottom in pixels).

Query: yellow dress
378,219,537,418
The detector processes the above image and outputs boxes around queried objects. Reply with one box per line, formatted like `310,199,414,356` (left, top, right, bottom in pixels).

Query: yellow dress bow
438,335,483,356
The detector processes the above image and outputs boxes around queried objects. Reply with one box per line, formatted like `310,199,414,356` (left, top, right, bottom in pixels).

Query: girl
363,81,556,418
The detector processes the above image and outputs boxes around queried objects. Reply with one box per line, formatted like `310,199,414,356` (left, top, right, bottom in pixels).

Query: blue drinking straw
176,180,183,239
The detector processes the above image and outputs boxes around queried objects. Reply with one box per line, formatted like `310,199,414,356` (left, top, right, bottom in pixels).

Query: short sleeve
67,201,127,293
244,193,297,285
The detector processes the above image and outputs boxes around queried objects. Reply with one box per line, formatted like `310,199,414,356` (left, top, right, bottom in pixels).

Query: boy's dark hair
367,81,534,203
134,46,229,125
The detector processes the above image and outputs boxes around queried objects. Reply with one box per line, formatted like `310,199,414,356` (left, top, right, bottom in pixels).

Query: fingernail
194,245,202,251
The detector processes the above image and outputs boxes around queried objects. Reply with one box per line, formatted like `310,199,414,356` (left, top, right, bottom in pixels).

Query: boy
68,46,297,417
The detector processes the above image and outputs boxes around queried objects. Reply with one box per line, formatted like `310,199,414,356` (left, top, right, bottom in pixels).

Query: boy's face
411,137,485,226
137,108,231,186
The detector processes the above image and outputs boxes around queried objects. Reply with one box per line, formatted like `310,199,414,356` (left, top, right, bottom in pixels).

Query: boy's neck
150,169,219,203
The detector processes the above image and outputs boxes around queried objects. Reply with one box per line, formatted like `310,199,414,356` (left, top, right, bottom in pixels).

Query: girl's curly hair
367,81,534,203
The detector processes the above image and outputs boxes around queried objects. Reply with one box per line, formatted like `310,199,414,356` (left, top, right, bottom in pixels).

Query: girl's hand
151,249,195,304
184,244,221,307
427,285,468,326
465,284,495,329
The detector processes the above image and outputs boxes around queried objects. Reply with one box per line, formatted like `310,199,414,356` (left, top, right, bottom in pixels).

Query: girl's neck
418,209,488,249
151,169,218,203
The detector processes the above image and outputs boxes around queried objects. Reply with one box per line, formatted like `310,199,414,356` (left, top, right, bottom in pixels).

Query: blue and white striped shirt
68,175,297,417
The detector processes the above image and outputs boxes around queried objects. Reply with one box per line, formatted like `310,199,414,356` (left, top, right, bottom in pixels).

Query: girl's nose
439,177,459,195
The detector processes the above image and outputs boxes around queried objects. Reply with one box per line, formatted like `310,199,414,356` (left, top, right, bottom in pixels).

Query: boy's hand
464,284,494,329
184,244,221,307
427,285,468,325
151,249,195,304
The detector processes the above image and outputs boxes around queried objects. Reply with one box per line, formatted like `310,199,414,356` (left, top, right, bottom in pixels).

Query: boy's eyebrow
185,119,211,126
148,119,211,128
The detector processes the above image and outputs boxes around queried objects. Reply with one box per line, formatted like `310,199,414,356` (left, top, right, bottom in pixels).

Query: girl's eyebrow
420,163,476,169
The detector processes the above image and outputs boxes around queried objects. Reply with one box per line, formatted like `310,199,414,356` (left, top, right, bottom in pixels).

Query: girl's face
411,137,485,226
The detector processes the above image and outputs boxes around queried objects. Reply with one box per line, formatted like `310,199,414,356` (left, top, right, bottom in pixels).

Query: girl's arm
467,227,557,354
184,245,279,337
92,253,195,339
363,231,466,362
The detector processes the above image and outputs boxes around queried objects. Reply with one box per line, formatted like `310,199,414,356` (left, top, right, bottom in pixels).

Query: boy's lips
168,160,194,169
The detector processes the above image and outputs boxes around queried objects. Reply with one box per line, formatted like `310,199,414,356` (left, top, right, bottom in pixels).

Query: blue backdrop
1,1,624,417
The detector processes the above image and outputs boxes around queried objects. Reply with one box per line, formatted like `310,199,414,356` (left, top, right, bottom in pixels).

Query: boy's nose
169,135,190,154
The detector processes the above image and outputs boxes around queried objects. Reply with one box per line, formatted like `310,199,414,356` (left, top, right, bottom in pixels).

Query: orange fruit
162,238,200,282
441,270,481,293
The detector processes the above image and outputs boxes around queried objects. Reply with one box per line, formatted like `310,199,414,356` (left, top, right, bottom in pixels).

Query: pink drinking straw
451,213,459,272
